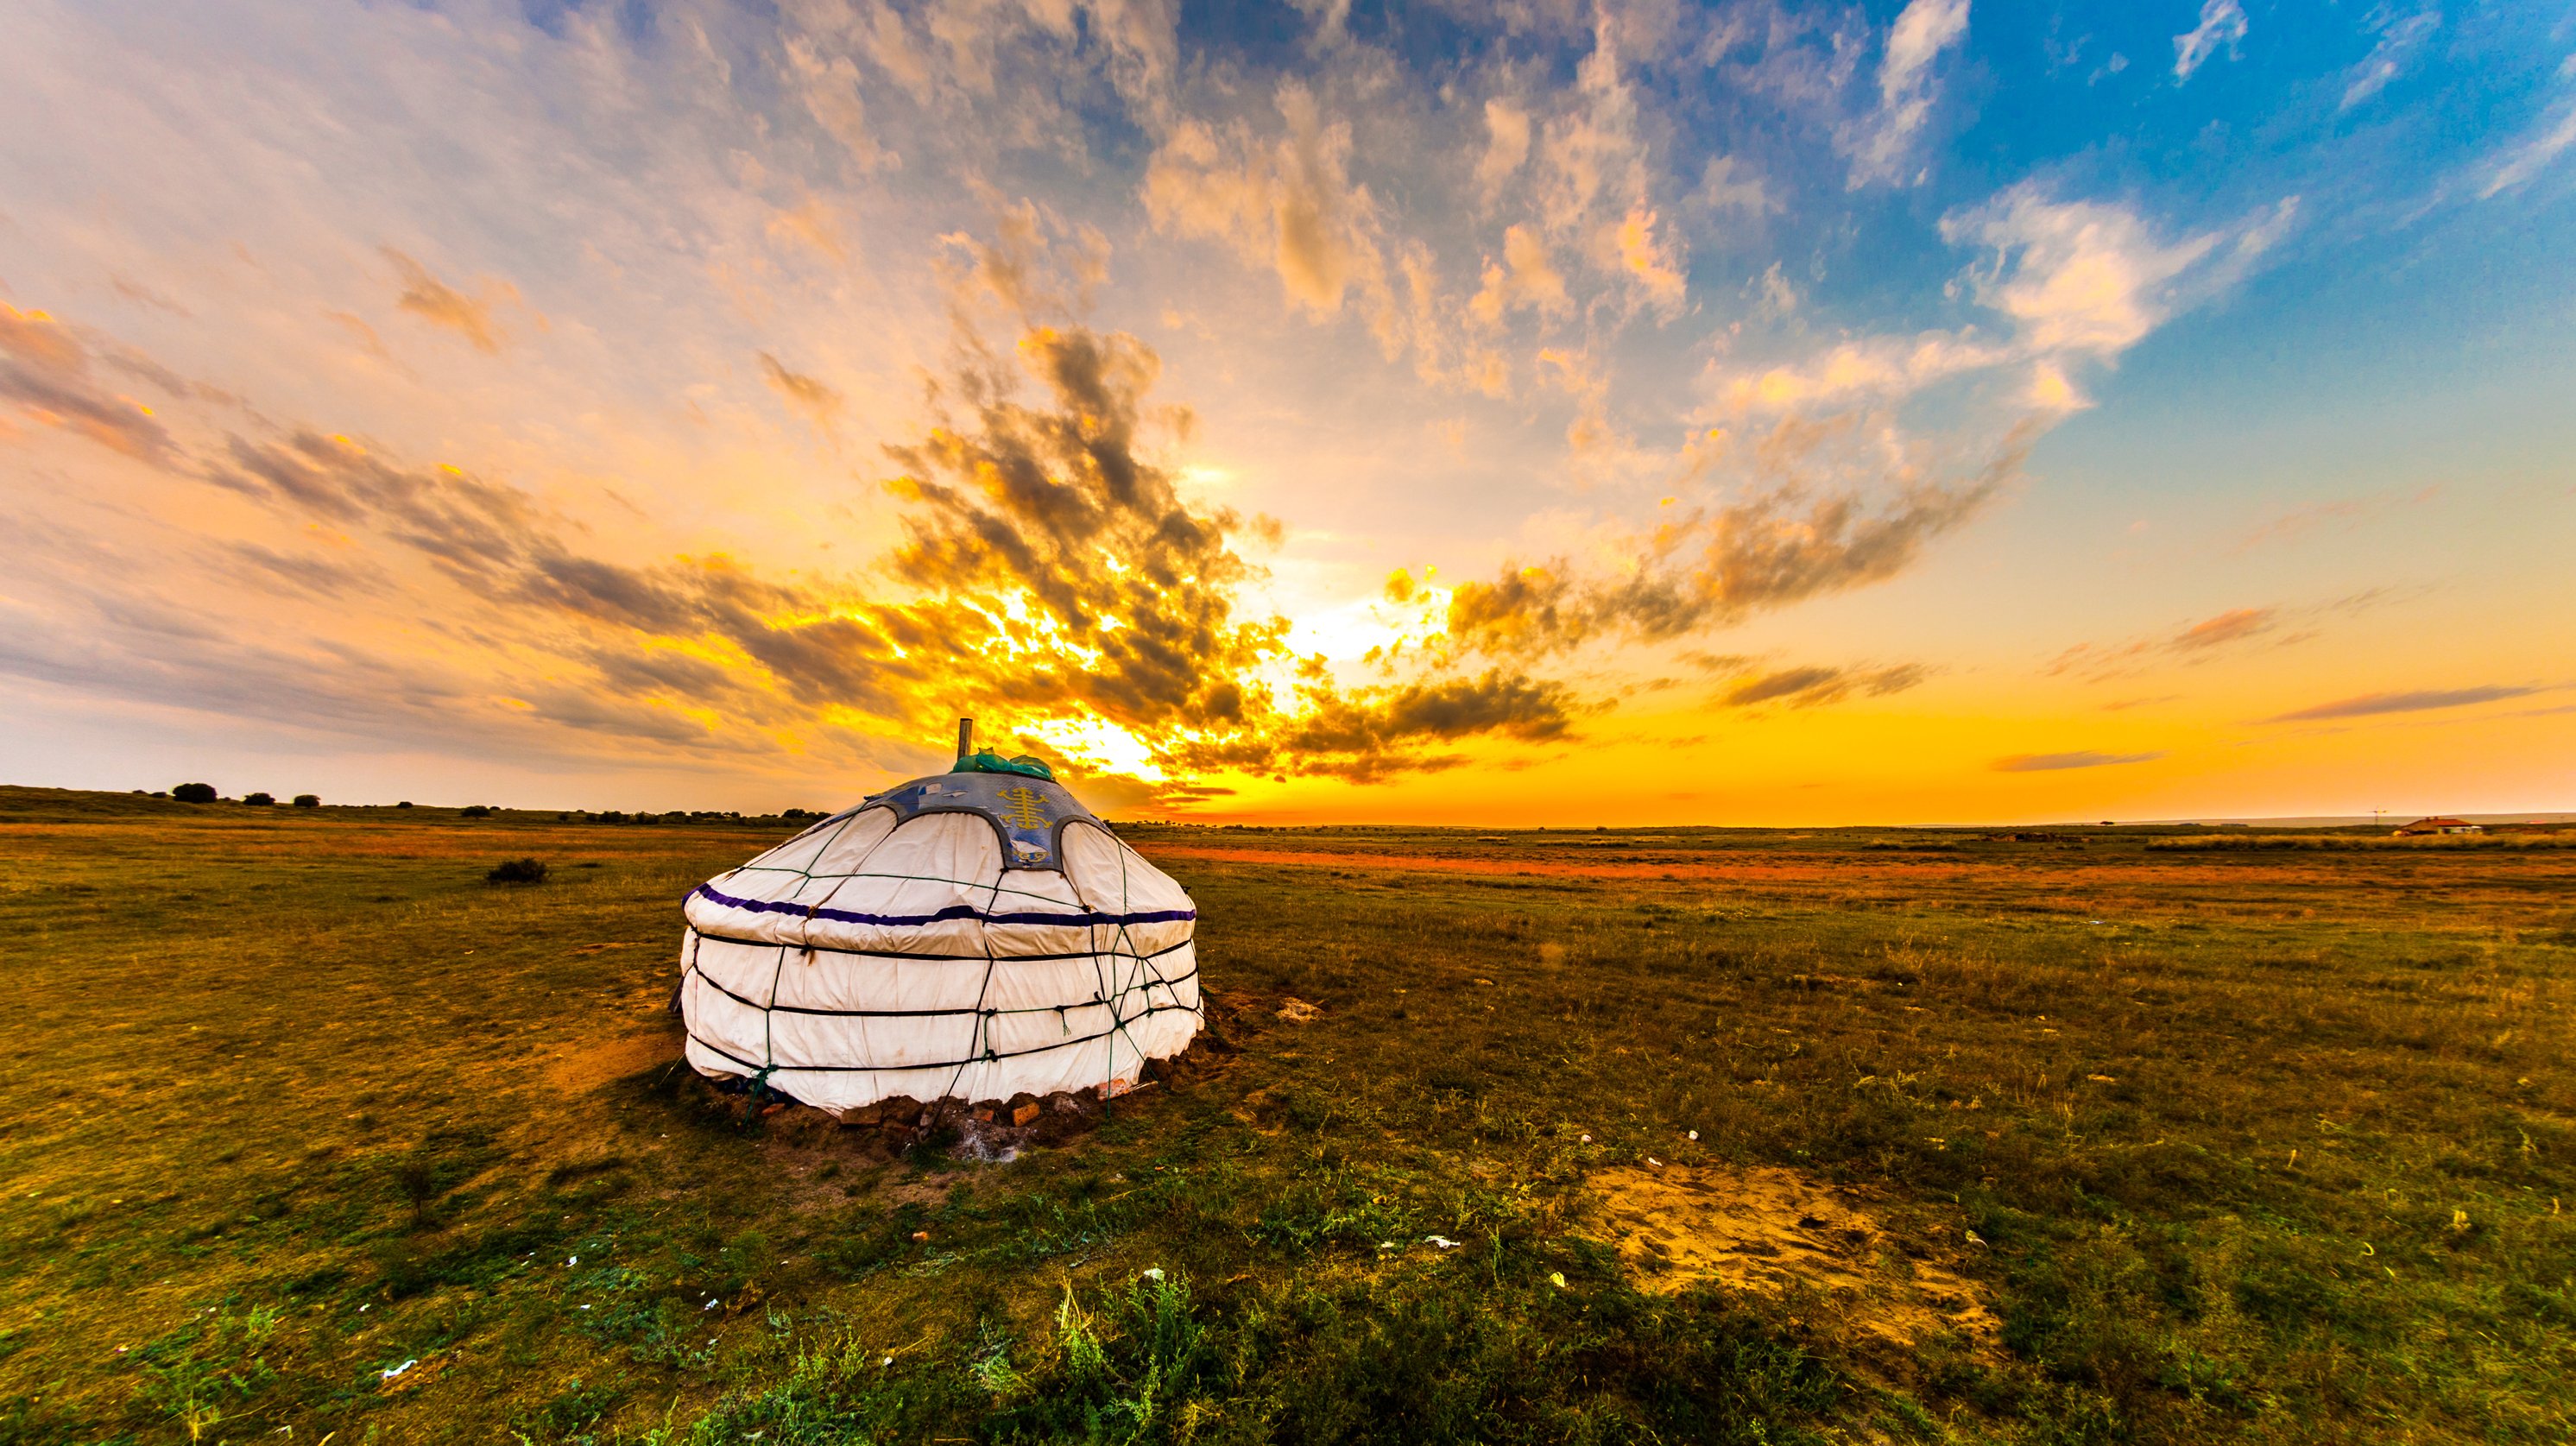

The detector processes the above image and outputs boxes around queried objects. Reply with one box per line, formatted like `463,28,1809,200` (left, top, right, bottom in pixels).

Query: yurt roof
847,766,1102,873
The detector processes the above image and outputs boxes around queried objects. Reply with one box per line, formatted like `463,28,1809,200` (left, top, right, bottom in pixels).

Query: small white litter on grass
1424,1235,1458,1249
380,1359,417,1381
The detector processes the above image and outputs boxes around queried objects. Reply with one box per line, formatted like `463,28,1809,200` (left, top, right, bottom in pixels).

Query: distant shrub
460,805,493,818
593,810,629,824
172,782,217,804
484,857,548,885
292,793,319,808
243,792,275,807
395,800,414,809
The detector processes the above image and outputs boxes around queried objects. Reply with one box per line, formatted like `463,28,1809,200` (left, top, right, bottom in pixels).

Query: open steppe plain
0,786,2569,1443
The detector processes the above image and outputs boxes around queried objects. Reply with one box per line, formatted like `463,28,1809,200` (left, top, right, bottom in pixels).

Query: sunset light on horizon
3,0,2571,824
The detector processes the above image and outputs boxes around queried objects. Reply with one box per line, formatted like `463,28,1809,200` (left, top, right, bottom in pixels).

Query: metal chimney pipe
956,717,975,761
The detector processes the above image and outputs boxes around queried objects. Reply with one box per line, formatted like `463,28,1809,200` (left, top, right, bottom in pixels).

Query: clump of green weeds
134,1304,283,1443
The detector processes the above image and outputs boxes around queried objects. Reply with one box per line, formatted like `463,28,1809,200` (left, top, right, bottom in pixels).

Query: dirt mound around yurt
1582,1164,2000,1360
684,989,1263,1164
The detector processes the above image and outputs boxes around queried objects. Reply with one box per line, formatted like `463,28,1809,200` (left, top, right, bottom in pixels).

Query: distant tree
293,793,320,808
484,857,548,885
595,810,630,824
395,800,414,809
243,792,275,806
460,805,493,818
172,782,217,803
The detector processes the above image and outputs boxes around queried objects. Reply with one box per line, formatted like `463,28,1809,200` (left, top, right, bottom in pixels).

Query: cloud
1720,186,2271,419
2047,604,2291,680
2340,7,2440,110
2263,685,2539,723
1615,207,1688,311
782,35,894,174
0,304,174,461
1470,225,1572,325
1474,98,1532,202
2230,485,2440,552
942,198,1113,319
1946,188,2223,358
2169,606,2274,651
1721,661,1928,707
1162,668,1575,783
759,352,843,433
1843,0,1970,186
1993,750,2164,772
1143,83,1384,320
1695,155,1775,217
1439,414,2030,656
2479,95,2576,199
382,249,520,353
2172,0,2248,82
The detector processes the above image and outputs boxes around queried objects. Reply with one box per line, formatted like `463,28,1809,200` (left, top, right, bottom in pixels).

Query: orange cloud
758,353,843,433
382,248,521,353
0,303,174,461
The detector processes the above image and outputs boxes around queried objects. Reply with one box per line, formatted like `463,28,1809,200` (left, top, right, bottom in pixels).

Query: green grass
0,786,2569,1443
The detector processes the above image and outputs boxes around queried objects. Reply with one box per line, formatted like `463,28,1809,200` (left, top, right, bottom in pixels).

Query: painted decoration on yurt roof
674,720,1201,1115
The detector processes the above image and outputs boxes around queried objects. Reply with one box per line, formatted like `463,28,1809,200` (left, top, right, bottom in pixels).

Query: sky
1,0,2571,825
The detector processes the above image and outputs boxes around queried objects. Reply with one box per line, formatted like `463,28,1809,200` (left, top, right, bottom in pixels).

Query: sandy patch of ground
545,1031,679,1093
1584,1164,1999,1357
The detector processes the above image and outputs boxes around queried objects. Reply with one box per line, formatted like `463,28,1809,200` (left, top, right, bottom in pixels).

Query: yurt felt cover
677,771,1200,1113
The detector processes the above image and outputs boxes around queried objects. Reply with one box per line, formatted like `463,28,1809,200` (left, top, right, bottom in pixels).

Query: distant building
2395,816,2482,836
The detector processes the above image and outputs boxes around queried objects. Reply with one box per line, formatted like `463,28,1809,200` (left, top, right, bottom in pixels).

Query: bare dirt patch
1584,1165,1999,1358
545,1030,679,1093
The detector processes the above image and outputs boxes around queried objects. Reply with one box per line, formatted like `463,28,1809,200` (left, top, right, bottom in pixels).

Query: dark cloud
1992,750,2164,772
880,325,1277,731
2263,685,2538,723
1441,415,2028,657
1720,662,1926,708
1161,668,1575,783
0,303,175,462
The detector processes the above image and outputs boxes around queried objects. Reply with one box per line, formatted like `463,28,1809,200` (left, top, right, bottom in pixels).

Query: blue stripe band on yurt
687,928,1194,965
688,881,1196,929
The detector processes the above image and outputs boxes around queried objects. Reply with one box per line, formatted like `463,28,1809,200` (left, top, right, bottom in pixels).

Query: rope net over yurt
676,723,1200,1115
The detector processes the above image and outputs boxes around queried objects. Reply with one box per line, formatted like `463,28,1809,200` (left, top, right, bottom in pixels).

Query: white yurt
676,723,1200,1116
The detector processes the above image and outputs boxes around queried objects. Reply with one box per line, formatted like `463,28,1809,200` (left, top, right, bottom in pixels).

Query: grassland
0,785,2570,1444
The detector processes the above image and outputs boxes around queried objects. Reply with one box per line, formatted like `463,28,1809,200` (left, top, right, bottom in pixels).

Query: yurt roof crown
856,717,1094,871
